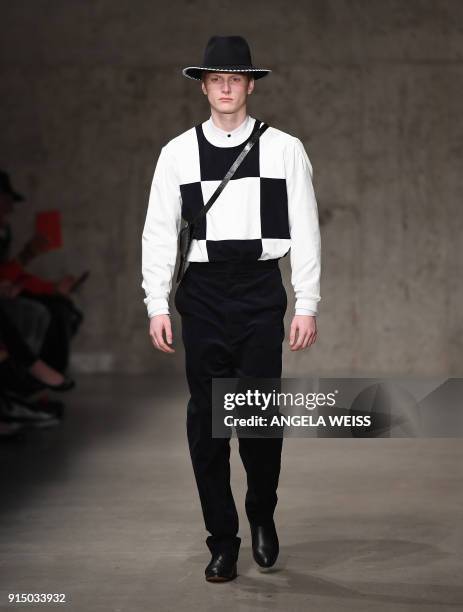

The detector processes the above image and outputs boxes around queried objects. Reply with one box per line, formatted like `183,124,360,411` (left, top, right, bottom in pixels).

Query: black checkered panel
179,119,291,262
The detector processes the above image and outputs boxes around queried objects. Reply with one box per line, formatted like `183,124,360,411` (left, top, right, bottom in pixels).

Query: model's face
201,72,254,114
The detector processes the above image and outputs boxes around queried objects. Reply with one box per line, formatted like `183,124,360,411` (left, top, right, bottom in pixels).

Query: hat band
185,66,271,72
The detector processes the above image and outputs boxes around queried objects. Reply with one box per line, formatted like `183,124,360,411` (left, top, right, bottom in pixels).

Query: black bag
176,120,269,283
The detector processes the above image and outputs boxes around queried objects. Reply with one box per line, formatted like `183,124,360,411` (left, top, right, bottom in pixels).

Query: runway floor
0,373,462,612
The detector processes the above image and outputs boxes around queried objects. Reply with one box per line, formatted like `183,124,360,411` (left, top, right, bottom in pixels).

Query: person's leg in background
19,292,83,373
0,297,73,393
0,296,51,357
0,297,46,372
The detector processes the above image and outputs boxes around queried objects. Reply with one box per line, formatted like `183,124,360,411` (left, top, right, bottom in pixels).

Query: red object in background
0,259,55,294
35,210,62,250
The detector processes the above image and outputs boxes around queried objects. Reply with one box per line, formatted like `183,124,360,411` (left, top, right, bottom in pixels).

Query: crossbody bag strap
190,120,269,227
175,120,269,284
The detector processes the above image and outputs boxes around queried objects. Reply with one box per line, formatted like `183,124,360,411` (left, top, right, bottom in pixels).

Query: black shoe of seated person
0,358,74,394
38,376,75,392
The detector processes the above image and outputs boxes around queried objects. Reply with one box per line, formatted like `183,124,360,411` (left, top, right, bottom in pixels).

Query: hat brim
182,66,271,81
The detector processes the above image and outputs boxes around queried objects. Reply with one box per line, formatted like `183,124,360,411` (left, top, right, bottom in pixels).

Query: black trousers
0,299,38,368
174,258,287,557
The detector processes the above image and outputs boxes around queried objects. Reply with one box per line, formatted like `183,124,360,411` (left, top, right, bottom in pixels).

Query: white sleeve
284,137,322,315
141,145,182,318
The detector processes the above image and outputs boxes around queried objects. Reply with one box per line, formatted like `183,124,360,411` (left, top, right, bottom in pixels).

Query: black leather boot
250,520,279,568
205,551,238,582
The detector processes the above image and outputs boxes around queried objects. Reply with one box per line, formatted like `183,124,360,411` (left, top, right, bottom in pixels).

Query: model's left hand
289,315,317,351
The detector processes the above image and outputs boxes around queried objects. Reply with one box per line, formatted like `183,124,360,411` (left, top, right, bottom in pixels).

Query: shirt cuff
295,298,319,315
146,297,170,318
295,308,317,316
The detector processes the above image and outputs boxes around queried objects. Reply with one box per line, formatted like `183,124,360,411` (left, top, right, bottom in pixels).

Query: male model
141,35,321,583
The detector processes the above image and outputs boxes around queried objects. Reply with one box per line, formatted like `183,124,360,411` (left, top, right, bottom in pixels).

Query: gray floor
0,373,462,612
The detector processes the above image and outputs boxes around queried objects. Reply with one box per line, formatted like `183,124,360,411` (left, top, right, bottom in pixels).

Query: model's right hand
149,314,175,353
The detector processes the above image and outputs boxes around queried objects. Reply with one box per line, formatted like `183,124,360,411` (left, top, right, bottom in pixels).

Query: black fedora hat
182,35,271,81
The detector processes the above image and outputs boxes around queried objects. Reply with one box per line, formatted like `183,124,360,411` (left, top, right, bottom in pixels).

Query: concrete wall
0,0,461,376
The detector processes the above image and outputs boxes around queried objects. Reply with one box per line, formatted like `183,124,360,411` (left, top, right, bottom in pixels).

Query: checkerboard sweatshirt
141,114,321,318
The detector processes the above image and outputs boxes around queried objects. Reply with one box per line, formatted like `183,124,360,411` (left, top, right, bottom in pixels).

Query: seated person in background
0,170,84,373
0,169,77,295
0,282,75,393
